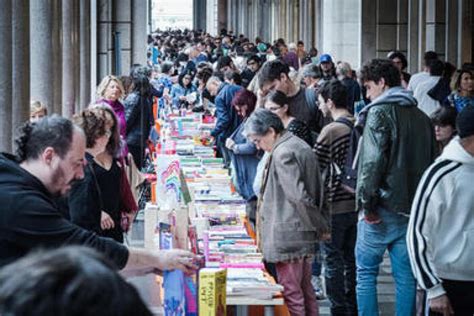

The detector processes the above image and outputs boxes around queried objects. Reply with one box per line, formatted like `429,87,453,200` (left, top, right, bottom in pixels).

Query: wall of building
0,0,149,153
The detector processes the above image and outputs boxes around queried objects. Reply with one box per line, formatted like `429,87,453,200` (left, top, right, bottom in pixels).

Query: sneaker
311,275,325,300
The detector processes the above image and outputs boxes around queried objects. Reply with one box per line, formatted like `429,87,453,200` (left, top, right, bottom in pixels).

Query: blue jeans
355,208,416,316
322,212,358,315
312,242,322,276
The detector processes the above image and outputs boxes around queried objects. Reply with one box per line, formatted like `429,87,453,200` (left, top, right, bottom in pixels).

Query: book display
143,110,284,315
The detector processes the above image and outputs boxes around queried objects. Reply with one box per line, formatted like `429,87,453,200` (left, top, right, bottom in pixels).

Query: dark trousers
128,144,145,170
219,143,231,168
429,279,474,316
322,212,358,316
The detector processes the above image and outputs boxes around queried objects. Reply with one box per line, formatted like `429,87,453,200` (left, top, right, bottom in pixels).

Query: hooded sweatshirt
0,153,129,269
407,137,474,299
360,86,418,116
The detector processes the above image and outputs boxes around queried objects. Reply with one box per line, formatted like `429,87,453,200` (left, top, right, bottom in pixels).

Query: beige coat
259,131,329,263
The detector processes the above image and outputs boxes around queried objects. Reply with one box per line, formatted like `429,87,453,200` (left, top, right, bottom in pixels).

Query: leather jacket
356,87,437,216
124,91,154,148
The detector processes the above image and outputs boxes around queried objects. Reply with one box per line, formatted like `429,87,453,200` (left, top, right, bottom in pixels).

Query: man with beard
0,115,197,275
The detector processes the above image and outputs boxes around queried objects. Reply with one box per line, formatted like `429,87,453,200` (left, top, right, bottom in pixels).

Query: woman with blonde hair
96,75,128,155
30,100,47,122
445,69,474,112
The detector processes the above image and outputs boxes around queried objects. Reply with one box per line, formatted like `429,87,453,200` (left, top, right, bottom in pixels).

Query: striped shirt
407,158,466,299
313,116,356,214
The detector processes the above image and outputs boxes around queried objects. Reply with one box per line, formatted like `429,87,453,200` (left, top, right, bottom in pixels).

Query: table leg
264,305,275,316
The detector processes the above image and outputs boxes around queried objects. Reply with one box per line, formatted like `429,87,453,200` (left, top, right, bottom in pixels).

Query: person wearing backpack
314,79,357,315
355,59,437,315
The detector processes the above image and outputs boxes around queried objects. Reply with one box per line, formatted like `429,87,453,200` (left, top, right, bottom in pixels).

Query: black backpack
336,117,363,196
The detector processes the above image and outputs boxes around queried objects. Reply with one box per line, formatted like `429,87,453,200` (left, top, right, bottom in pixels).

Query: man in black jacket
0,115,196,275
355,59,436,315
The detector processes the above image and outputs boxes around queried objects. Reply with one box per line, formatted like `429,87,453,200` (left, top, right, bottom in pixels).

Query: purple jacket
98,99,128,156
283,51,299,70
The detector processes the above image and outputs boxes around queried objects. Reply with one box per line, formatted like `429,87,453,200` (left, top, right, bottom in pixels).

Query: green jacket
356,87,437,216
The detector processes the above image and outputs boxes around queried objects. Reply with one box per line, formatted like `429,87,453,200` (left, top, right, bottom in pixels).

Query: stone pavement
318,253,395,315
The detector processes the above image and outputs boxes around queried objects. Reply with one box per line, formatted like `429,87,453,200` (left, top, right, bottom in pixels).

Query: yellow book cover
199,268,227,316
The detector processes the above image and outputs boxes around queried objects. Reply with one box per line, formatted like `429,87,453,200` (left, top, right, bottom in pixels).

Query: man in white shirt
413,59,445,116
407,51,439,92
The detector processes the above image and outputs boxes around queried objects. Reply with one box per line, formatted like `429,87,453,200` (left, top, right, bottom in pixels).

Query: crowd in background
0,27,472,316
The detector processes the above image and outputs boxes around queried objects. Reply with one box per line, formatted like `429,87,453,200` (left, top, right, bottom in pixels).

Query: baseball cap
320,54,333,63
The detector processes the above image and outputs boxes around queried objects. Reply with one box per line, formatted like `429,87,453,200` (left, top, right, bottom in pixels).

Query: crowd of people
0,27,473,316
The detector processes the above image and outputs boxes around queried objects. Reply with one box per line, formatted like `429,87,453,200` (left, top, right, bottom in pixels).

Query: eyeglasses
249,137,262,145
266,106,281,112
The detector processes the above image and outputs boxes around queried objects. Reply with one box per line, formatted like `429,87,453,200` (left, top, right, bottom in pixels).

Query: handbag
118,156,139,232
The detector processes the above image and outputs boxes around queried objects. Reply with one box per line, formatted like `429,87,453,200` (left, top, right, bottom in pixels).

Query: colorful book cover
160,223,185,316
163,270,185,316
156,155,182,210
199,268,227,316
184,275,198,316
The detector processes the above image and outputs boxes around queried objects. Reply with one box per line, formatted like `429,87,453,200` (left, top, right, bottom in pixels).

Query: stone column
12,0,30,148
258,0,263,41
408,0,420,72
115,0,132,76
62,0,76,118
265,0,281,42
132,0,148,66
375,0,398,58
360,0,377,64
227,0,232,32
286,0,292,41
459,0,473,66
217,0,228,35
193,0,206,31
80,0,91,109
445,0,459,65
307,0,314,48
233,0,239,33
51,0,62,115
30,0,54,114
396,0,409,55
280,0,287,40
262,0,271,42
97,0,112,80
0,0,13,153
291,0,298,43
299,0,306,44
90,0,98,101
73,0,81,113
244,0,251,38
425,0,446,58
314,0,323,51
